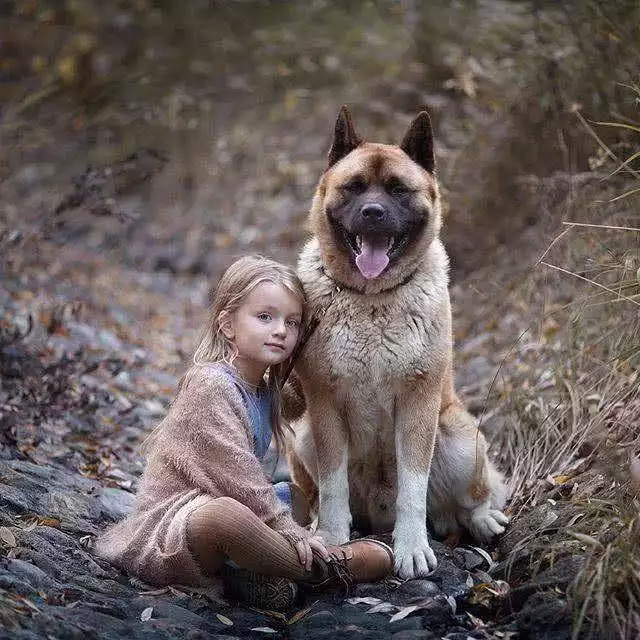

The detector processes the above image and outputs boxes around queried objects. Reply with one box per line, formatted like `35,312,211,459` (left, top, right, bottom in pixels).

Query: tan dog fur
287,108,508,579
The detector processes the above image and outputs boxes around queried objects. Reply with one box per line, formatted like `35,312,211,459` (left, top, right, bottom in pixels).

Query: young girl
96,255,393,609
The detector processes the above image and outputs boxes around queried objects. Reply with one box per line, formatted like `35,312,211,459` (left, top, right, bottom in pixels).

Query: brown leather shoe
306,538,394,590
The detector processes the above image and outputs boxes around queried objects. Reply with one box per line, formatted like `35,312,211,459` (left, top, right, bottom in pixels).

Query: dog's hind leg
432,398,509,543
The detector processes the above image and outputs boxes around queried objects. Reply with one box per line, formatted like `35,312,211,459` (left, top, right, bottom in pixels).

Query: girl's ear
218,310,235,340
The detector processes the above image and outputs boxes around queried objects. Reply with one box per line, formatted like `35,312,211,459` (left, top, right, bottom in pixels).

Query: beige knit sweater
95,363,311,587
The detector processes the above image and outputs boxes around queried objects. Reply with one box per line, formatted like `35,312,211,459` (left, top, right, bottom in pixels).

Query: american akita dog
286,107,508,579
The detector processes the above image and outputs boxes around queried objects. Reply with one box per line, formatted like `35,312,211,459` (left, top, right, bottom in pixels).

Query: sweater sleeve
159,369,311,545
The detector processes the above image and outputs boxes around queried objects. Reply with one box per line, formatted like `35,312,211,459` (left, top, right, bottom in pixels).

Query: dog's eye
386,178,411,196
342,178,367,195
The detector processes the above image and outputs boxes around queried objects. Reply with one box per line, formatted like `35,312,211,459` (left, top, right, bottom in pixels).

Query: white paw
393,530,438,579
470,508,509,543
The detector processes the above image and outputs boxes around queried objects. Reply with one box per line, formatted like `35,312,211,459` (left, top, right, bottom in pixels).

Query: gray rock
1,558,60,591
6,547,65,579
95,486,135,521
0,572,39,597
132,597,211,628
0,483,32,513
427,558,472,599
45,604,130,634
387,579,441,605
70,574,134,596
452,547,490,572
510,555,586,609
388,615,425,631
300,609,339,629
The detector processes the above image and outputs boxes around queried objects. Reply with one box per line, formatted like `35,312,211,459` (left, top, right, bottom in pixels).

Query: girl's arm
162,369,311,545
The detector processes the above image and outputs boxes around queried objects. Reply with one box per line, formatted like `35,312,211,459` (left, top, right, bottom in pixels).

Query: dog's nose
360,203,385,219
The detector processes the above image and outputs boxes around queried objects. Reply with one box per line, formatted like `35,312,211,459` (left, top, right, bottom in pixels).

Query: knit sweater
95,363,311,587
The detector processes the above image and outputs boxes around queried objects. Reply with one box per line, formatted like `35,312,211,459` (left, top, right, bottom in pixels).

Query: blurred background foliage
1,0,638,276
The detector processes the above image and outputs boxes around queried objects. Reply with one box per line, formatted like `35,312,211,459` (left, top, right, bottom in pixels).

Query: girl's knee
211,496,244,514
190,497,252,538
187,497,242,558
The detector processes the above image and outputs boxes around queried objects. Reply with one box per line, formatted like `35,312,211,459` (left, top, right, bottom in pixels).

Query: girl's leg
186,496,309,581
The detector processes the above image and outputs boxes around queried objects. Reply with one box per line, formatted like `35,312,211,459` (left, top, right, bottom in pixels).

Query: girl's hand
294,534,330,571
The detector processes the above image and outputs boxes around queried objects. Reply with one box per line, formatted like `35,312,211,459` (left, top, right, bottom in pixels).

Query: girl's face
223,281,302,385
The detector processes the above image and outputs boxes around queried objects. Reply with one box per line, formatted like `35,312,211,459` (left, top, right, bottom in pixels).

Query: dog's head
309,107,442,291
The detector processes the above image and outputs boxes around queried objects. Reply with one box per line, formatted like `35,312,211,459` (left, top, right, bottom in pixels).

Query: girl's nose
273,320,287,336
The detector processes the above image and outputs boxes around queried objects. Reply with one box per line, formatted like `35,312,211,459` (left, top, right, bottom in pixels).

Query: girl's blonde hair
150,255,305,453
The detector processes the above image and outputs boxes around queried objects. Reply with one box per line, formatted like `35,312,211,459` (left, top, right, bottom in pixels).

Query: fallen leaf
630,456,640,493
366,602,396,614
347,596,382,606
15,596,41,613
250,628,278,634
466,611,486,628
389,605,419,622
467,545,495,569
37,517,61,529
287,603,315,624
252,609,287,621
138,587,170,596
216,613,233,626
485,580,510,597
140,607,153,621
566,530,604,549
0,527,16,547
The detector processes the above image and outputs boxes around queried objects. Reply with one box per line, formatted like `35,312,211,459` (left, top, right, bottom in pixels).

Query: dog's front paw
393,529,438,579
469,507,509,543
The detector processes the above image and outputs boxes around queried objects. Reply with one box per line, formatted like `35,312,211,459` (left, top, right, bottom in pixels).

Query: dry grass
488,106,640,636
495,228,640,636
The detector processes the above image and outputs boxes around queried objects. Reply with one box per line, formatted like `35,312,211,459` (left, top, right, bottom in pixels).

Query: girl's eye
287,319,300,328
257,313,272,322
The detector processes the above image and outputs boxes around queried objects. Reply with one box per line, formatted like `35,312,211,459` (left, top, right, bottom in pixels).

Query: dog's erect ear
400,111,435,174
328,106,363,167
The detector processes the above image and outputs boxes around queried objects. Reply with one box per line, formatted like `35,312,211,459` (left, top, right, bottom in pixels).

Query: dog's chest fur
298,238,450,385
296,239,451,529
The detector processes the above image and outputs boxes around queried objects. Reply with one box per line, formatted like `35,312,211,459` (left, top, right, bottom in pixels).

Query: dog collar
319,265,417,295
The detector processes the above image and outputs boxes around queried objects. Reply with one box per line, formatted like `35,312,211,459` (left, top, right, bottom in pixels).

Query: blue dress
215,364,291,508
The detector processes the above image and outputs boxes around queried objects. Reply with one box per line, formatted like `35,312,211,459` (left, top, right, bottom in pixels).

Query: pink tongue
355,237,390,279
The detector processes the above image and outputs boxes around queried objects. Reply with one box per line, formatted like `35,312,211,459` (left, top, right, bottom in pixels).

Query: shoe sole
221,565,298,610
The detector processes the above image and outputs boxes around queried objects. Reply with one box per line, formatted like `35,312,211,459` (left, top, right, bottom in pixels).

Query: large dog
286,107,508,579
